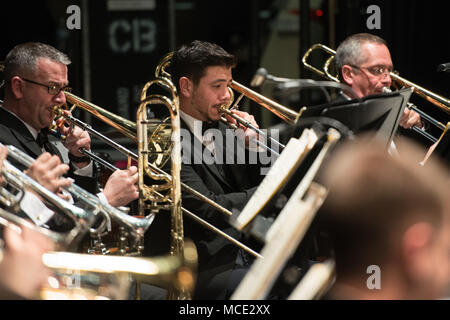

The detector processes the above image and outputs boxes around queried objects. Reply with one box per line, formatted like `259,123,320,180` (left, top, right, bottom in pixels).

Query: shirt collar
179,109,204,141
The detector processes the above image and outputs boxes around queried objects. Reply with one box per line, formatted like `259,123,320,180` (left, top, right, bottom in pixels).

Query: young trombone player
149,40,271,299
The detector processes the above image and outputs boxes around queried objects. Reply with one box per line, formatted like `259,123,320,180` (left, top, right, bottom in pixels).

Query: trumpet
0,153,96,250
0,207,70,248
4,144,153,252
302,43,450,143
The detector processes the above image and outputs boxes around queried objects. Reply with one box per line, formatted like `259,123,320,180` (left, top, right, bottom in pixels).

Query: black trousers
128,280,168,300
193,248,251,300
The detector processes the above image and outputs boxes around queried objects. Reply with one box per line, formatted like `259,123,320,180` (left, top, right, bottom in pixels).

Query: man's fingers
224,113,238,127
127,165,138,175
56,190,71,201
0,147,8,162
52,163,70,177
55,177,73,189
58,124,72,136
35,152,52,163
129,167,139,184
25,154,61,179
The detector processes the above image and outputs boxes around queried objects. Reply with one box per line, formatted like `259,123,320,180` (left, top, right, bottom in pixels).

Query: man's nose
54,90,66,105
381,73,392,87
220,87,232,103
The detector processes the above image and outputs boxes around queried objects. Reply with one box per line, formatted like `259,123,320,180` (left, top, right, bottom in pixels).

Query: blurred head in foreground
320,136,450,300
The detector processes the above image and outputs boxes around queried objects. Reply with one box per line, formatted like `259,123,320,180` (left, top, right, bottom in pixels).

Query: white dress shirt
180,110,217,156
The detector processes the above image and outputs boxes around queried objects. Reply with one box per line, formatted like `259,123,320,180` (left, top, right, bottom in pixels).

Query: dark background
1,0,449,149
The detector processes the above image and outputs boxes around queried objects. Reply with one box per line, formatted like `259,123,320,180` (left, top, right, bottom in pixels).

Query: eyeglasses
20,77,72,95
349,65,393,77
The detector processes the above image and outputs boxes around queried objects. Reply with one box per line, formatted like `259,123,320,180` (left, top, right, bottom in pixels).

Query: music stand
320,88,413,150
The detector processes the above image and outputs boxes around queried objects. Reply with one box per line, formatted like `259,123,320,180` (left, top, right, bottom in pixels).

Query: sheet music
233,129,319,231
265,128,340,242
231,183,327,300
288,259,335,300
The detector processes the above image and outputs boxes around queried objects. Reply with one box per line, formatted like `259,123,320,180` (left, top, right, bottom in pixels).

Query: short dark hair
170,40,236,90
3,42,71,82
335,33,387,81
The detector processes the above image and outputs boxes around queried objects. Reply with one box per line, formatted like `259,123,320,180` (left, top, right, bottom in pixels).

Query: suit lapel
0,108,63,161
40,129,64,159
0,108,43,158
180,118,233,190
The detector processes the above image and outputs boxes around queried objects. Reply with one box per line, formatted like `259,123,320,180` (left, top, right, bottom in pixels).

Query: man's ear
401,222,434,281
9,76,25,99
341,65,355,86
179,77,193,98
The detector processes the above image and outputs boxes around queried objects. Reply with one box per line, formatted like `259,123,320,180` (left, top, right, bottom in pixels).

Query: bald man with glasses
335,33,423,130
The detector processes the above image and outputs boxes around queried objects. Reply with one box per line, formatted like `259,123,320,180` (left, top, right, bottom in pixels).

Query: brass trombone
302,43,450,143
51,80,261,260
57,92,233,218
136,70,188,299
156,52,304,155
221,81,304,126
157,52,305,127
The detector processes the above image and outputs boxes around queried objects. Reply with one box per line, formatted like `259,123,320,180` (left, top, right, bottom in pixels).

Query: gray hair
3,42,71,81
335,33,387,80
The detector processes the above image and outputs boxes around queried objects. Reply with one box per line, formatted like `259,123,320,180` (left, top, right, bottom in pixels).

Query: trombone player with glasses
334,33,424,132
0,42,169,300
0,42,141,230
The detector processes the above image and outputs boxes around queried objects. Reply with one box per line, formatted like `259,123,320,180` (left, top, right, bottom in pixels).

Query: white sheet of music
265,128,340,243
288,259,335,300
234,129,319,231
231,183,327,300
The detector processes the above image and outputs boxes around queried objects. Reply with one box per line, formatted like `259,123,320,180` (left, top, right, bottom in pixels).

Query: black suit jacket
179,119,264,254
0,107,101,233
0,107,98,194
144,118,266,298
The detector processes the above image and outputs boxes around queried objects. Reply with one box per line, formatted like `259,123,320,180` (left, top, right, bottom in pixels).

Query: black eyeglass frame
18,77,72,95
348,64,393,77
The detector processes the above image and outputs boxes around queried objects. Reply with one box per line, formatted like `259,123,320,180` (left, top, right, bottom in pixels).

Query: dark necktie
201,121,219,135
202,121,231,181
201,121,219,153
36,130,55,154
